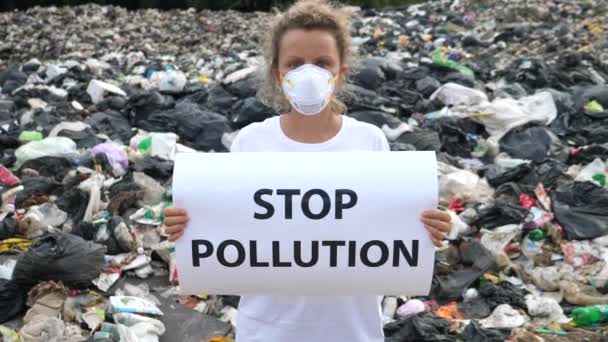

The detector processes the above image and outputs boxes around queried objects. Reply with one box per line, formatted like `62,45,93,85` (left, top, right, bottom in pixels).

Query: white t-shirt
230,115,389,342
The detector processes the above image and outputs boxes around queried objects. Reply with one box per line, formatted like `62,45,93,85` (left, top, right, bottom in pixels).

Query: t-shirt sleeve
230,132,243,152
373,127,390,152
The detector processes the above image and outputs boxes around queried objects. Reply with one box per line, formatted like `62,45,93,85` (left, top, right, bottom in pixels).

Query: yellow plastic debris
586,21,603,34
464,112,496,118
585,100,604,113
0,325,20,342
421,34,433,42
210,337,234,342
199,75,210,83
373,28,384,38
0,238,32,253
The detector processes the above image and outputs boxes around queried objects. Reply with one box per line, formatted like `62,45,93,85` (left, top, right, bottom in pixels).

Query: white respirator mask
281,64,338,116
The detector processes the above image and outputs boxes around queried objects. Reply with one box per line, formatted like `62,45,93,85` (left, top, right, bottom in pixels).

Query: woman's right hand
163,207,189,242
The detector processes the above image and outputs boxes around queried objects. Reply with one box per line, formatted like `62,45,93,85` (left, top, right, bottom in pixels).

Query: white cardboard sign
173,151,437,295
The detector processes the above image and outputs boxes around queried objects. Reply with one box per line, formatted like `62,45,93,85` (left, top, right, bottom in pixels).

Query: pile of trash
1,0,608,340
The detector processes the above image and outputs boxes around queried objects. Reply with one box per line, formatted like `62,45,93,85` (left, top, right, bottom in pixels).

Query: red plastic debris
519,194,537,209
0,165,21,187
448,197,464,213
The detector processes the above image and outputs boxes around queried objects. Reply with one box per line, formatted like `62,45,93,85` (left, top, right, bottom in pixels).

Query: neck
281,107,342,143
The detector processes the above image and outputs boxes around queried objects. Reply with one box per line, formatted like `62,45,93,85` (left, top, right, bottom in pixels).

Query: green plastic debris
528,228,546,241
592,173,606,187
137,135,153,156
535,328,567,336
432,49,474,76
571,305,608,326
585,100,604,113
163,187,173,202
144,209,155,220
18,131,43,142
472,140,489,158
0,325,20,342
159,201,173,223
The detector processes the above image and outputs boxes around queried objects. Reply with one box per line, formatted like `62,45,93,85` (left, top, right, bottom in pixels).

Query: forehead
278,29,339,60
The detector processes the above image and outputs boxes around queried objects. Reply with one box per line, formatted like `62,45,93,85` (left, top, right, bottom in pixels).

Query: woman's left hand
421,209,452,247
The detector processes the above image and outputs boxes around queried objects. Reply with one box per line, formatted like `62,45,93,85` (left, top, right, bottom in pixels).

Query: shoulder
343,116,389,150
230,116,279,151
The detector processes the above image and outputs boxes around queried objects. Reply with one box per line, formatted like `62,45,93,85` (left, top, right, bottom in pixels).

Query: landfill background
1,0,608,341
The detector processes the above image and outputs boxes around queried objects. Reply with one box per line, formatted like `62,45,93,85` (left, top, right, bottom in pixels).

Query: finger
431,237,442,247
164,207,187,217
421,218,450,232
168,230,184,242
164,215,189,226
165,223,187,235
422,210,451,222
426,225,446,240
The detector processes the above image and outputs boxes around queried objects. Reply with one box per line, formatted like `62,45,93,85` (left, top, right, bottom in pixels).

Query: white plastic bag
15,137,77,166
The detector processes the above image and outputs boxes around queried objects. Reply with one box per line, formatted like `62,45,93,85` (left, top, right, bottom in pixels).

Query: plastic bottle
521,234,544,259
571,305,608,326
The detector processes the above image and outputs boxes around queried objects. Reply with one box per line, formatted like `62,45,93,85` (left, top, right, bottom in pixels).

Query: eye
287,62,301,69
315,61,328,68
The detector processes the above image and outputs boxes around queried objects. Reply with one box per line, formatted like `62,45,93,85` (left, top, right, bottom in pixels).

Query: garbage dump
1,0,608,340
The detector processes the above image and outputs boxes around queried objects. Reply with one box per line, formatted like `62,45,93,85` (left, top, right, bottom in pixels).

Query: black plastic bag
478,282,528,311
431,271,484,302
0,214,17,240
0,279,25,324
568,144,608,165
459,320,511,342
494,182,529,205
428,117,487,158
353,57,403,90
58,127,103,149
206,84,237,114
56,188,90,223
231,97,277,129
18,156,73,182
132,157,174,181
484,163,533,188
348,111,404,129
395,130,441,152
572,85,608,113
518,159,567,189
88,111,132,143
430,241,496,301
107,179,142,216
499,125,552,162
416,76,441,98
226,77,258,99
353,64,386,90
130,90,175,124
142,101,230,152
342,84,393,111
384,312,456,342
552,182,608,240
15,176,63,208
72,216,133,255
458,297,491,319
12,233,106,289
472,203,529,229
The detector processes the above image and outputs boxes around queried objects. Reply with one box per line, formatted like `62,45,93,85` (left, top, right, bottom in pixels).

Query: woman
164,0,452,340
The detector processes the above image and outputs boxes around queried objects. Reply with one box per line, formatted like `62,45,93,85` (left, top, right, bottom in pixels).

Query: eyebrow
285,55,334,60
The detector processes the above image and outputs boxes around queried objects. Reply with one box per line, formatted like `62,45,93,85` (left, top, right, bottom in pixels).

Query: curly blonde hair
257,0,353,114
